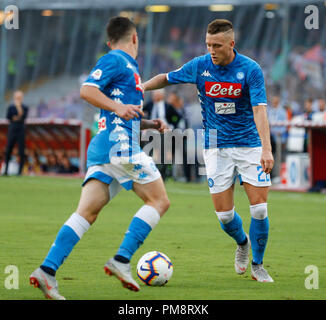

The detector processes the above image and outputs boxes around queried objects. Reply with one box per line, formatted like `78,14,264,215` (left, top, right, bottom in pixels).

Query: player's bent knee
76,195,109,224
216,207,234,224
160,197,170,215
250,202,268,220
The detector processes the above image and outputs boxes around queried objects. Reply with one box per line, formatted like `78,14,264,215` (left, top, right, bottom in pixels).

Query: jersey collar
113,49,138,66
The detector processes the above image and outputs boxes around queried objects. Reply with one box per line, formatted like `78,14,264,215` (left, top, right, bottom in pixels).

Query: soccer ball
136,251,173,286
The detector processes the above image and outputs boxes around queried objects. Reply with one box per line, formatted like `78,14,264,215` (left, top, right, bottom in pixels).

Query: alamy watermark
2,5,19,30
304,5,319,30
3,265,19,290
304,265,319,290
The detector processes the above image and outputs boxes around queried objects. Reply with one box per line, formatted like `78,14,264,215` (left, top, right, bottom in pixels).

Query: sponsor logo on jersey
214,102,236,114
201,70,212,77
98,116,106,132
91,69,102,80
205,82,242,98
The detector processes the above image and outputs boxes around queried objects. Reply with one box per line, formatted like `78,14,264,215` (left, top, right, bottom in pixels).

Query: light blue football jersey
167,49,267,148
83,49,144,167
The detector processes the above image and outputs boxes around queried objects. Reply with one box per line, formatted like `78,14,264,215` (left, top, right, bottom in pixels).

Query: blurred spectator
58,155,79,174
267,95,287,178
143,89,180,128
302,98,315,152
317,98,326,113
3,91,29,176
143,89,181,180
167,91,192,182
268,95,287,147
28,150,43,174
167,91,188,130
284,103,293,122
43,153,60,173
303,98,314,120
36,99,49,118
312,98,326,123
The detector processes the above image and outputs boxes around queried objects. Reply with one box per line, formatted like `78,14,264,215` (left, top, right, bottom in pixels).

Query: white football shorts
82,152,161,197
203,147,272,194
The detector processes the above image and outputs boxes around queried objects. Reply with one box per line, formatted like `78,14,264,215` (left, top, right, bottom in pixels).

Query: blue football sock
116,217,152,261
116,205,160,261
249,217,269,265
42,225,80,271
41,213,90,271
219,211,247,245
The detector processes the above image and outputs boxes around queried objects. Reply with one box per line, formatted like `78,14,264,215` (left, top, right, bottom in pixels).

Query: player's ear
132,32,137,45
107,41,111,48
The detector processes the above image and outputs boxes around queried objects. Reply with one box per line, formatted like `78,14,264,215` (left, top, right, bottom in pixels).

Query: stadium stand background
1,0,325,187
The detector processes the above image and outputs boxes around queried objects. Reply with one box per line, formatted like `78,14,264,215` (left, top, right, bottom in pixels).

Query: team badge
236,72,244,80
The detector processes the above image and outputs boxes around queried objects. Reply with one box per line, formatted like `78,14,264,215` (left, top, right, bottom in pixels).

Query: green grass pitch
0,176,325,300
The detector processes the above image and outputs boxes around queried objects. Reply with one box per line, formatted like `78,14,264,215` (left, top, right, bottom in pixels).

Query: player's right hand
261,149,274,174
115,104,144,121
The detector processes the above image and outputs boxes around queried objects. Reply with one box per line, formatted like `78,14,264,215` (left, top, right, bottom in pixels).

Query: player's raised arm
80,85,144,121
143,74,170,91
253,105,274,174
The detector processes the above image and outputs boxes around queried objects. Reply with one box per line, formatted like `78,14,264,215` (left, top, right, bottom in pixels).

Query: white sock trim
216,207,235,224
134,205,161,229
64,212,91,239
250,203,268,220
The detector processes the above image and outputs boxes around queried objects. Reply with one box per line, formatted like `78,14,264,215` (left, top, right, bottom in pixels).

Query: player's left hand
261,149,274,174
152,119,169,133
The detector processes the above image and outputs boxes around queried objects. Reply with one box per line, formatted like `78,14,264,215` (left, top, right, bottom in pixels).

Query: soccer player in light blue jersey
30,17,170,299
144,19,274,282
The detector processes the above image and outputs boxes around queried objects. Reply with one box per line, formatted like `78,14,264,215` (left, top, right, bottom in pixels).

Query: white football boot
235,233,250,275
104,258,140,292
29,267,66,300
251,263,274,282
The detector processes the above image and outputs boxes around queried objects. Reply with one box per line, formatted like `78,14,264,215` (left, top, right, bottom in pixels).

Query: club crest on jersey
91,69,102,80
205,82,242,98
236,72,244,80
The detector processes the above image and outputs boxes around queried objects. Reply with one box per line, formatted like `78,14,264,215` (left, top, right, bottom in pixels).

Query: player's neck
219,50,235,67
113,43,137,60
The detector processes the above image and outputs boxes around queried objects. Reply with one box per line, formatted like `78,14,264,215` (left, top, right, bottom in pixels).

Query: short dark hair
106,16,136,44
207,19,233,35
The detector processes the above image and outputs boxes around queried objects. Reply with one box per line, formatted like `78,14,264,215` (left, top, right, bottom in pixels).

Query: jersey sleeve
166,58,199,84
82,54,121,91
247,64,267,107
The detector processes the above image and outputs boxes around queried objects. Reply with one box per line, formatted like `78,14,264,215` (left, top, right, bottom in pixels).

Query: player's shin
249,203,269,265
115,205,160,262
41,213,90,274
216,208,247,245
